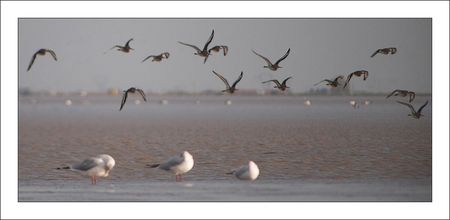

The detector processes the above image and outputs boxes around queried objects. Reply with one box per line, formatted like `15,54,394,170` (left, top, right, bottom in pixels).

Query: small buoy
65,99,72,106
304,100,311,106
80,91,88,97
364,100,371,105
160,99,168,105
225,100,232,105
134,100,141,105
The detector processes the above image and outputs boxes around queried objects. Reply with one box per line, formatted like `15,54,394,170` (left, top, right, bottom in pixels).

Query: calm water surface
18,95,432,201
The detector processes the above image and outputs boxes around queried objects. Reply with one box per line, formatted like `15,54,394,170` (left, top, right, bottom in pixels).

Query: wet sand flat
18,95,432,201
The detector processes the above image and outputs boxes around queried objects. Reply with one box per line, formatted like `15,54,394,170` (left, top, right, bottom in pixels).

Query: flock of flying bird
28,29,429,184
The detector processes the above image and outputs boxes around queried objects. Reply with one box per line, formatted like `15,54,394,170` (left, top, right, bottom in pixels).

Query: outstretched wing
417,100,429,114
27,52,38,71
333,75,344,82
313,79,327,86
119,90,128,111
397,101,416,114
137,89,147,102
263,79,282,87
281,76,292,86
274,48,291,65
142,55,155,62
231,71,244,89
252,50,273,66
203,29,215,51
178,41,202,53
343,73,354,88
125,38,133,48
212,70,230,89
110,45,122,50
370,49,380,58
386,89,399,98
47,49,58,61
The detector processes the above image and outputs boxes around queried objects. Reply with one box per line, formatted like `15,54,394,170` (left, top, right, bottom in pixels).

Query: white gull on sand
147,151,194,182
227,161,260,181
57,154,115,185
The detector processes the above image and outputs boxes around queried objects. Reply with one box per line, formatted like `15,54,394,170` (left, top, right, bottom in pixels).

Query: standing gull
314,75,344,87
147,151,194,182
142,52,170,62
119,87,147,111
27,48,57,71
343,70,369,88
397,100,429,119
252,48,290,71
227,161,260,181
56,154,115,185
212,70,244,94
386,89,416,103
110,38,134,53
371,47,397,58
262,76,292,91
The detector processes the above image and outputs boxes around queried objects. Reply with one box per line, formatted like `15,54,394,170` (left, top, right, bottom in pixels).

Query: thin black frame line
17,17,433,203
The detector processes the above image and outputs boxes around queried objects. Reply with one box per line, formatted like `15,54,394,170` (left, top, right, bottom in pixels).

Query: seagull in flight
212,70,244,94
142,52,170,62
27,49,57,71
119,87,147,111
110,38,134,53
343,70,369,88
397,100,429,119
314,75,344,87
252,48,290,71
262,76,292,91
178,30,214,63
56,154,115,185
386,89,416,103
371,47,397,58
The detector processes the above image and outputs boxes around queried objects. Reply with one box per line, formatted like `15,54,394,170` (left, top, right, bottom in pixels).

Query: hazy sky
19,18,431,93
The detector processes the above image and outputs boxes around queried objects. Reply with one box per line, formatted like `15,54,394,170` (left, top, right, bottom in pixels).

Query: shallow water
18,95,432,201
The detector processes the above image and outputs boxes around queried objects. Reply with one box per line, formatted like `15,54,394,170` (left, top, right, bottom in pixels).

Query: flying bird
343,70,369,88
314,75,344,87
110,38,134,53
252,48,290,71
142,52,170,62
212,70,244,94
208,45,229,56
226,161,260,181
397,100,429,119
27,48,57,71
371,47,397,58
119,87,147,111
56,154,115,185
386,89,416,103
147,151,194,182
178,29,215,63
262,76,292,91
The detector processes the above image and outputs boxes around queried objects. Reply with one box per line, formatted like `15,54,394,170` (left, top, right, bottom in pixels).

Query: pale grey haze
19,18,431,93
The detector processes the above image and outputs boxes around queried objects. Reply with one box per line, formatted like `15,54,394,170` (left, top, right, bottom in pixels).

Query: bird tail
56,166,70,170
146,164,160,168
